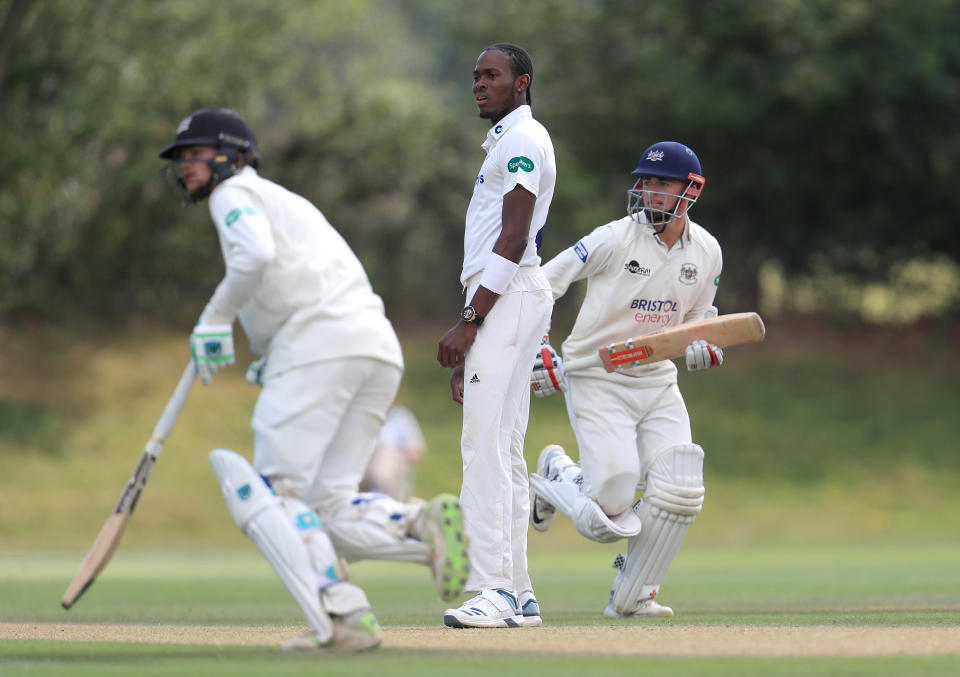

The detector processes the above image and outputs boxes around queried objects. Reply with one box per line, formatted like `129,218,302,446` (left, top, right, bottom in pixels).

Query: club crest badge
679,263,698,285
646,150,665,162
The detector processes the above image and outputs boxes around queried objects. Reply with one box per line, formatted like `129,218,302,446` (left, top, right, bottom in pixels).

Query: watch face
461,306,475,322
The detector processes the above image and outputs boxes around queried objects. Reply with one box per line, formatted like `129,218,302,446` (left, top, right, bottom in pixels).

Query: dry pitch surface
2,623,959,656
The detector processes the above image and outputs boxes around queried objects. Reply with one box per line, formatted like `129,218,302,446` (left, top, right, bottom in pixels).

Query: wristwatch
460,305,484,327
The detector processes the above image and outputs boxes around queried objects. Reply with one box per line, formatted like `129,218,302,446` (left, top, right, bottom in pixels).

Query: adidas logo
469,373,480,384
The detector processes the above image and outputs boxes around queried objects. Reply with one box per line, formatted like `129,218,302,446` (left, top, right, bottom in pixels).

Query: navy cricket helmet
627,141,705,227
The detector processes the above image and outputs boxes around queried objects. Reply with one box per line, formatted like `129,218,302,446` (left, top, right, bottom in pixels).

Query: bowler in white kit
529,141,723,618
437,43,555,629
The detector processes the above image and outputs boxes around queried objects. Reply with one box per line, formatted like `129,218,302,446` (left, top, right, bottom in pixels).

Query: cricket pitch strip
2,623,959,656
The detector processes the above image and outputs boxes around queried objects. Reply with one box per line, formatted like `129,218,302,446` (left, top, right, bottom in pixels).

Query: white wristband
479,252,520,295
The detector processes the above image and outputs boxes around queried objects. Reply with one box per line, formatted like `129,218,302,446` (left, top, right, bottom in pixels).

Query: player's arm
201,186,275,324
543,224,618,300
437,185,535,368
192,186,275,384
683,250,724,371
467,184,534,315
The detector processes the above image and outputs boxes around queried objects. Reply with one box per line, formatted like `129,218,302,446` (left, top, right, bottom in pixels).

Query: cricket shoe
444,589,524,628
282,609,382,653
604,597,674,618
530,444,567,532
520,595,543,627
420,493,470,602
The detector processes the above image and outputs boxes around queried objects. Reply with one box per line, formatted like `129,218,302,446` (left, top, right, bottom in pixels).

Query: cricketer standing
437,43,556,629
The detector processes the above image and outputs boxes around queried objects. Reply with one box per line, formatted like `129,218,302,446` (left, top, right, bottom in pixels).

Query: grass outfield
1,318,959,674
1,545,959,675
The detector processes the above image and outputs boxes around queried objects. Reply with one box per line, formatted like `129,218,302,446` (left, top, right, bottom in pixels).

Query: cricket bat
61,361,197,609
563,312,766,374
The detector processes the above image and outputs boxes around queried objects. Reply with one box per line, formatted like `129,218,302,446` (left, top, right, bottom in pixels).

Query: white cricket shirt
544,214,722,387
201,167,403,378
461,105,556,284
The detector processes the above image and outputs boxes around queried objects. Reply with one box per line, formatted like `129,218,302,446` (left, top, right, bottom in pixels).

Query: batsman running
528,141,722,617
159,108,468,653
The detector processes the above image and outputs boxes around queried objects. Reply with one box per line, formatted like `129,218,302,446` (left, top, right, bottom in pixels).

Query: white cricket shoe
419,493,470,602
520,596,543,627
282,609,382,653
604,597,674,618
530,444,566,532
443,589,524,628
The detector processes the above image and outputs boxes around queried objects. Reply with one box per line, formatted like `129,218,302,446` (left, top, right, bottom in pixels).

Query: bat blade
599,312,765,371
60,362,195,610
563,312,765,374
61,451,156,609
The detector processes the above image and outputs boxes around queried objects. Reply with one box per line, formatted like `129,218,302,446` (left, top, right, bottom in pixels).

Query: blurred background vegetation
1,0,959,550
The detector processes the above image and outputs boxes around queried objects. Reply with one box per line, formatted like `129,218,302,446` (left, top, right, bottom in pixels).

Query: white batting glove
190,323,235,385
531,340,567,397
245,357,267,386
685,339,723,371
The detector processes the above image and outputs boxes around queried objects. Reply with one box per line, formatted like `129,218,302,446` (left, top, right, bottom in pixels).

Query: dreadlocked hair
485,42,533,105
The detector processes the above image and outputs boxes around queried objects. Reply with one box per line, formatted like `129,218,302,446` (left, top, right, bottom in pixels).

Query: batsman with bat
529,141,722,618
159,108,468,653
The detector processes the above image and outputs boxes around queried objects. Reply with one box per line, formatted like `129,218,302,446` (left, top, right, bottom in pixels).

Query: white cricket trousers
461,266,552,593
251,357,403,513
565,376,692,515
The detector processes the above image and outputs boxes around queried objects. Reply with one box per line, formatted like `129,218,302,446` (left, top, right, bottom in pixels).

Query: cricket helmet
159,107,260,204
627,141,705,228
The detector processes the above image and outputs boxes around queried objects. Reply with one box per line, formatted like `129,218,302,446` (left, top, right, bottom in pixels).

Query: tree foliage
2,0,958,321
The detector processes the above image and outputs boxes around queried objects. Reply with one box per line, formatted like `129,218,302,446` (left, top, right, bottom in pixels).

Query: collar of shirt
646,218,691,250
481,105,532,152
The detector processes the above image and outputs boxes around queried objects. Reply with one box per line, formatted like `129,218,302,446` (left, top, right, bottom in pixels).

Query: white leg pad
529,463,641,544
610,444,705,614
321,492,430,564
209,448,333,639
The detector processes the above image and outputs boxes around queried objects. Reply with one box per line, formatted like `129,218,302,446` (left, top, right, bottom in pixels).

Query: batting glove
245,356,267,386
685,339,723,371
190,323,235,385
531,340,567,397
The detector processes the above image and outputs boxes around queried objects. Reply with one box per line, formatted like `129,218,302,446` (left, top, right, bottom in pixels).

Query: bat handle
562,355,603,374
144,361,197,458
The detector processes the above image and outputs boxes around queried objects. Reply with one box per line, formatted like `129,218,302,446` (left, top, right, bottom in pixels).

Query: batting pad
610,444,704,614
209,448,333,639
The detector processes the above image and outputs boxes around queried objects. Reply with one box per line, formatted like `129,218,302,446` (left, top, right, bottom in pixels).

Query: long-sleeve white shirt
543,214,722,387
201,167,403,379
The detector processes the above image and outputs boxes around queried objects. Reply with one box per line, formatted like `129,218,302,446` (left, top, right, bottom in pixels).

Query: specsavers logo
225,206,260,227
508,156,534,173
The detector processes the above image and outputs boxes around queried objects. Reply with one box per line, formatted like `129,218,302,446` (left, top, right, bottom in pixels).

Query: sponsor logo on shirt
476,173,485,185
494,124,503,134
630,299,678,312
574,241,589,262
714,274,721,287
507,156,535,173
631,298,677,326
679,263,698,285
225,206,259,227
623,260,651,277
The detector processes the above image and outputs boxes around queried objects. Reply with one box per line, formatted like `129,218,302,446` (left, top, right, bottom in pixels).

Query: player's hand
245,357,266,386
450,364,465,405
437,322,478,369
685,339,723,371
190,323,235,385
531,339,566,397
